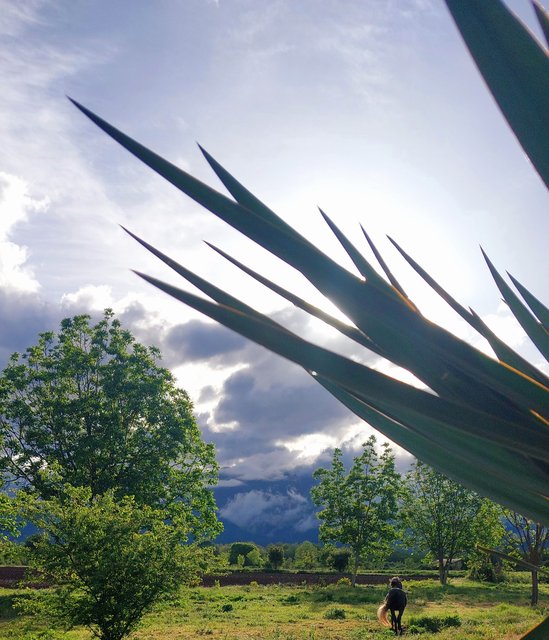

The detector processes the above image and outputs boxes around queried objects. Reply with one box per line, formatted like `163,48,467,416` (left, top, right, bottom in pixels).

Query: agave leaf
507,271,549,328
72,100,549,424
482,249,549,360
476,544,549,573
521,617,549,640
318,208,406,304
70,101,428,350
444,0,549,188
389,236,549,386
533,0,549,47
197,144,318,251
333,384,549,501
316,378,549,524
204,241,389,358
133,270,549,460
121,227,286,332
133,268,549,524
361,227,412,304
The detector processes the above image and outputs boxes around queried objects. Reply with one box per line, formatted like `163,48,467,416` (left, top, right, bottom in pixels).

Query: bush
324,607,346,619
408,614,461,633
336,577,352,587
268,545,284,570
220,603,233,612
331,550,352,573
228,543,257,566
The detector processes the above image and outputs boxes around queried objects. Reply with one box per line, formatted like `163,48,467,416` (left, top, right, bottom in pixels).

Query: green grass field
0,578,547,640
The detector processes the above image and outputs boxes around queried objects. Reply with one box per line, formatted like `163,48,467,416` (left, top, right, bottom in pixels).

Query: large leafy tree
401,461,486,584
0,310,220,539
311,436,400,585
18,485,211,640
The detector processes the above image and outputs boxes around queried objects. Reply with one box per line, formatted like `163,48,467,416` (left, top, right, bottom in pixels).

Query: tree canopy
401,461,487,584
311,436,400,585
0,310,220,539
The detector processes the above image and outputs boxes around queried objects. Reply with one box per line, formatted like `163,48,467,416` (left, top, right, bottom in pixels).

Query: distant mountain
213,473,320,545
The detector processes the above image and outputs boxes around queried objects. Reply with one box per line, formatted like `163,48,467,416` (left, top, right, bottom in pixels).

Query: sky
1,0,547,543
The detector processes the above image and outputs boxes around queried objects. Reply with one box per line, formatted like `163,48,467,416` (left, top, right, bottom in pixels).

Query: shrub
228,543,257,565
336,577,352,587
324,607,346,619
220,603,233,613
408,614,461,633
331,550,352,573
268,545,284,570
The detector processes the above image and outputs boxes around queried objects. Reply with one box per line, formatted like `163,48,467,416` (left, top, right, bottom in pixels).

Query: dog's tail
377,604,390,627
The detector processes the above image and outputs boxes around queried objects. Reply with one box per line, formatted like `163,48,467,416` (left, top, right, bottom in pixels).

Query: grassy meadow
0,577,547,640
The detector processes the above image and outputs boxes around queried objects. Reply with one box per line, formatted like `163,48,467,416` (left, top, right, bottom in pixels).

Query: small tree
330,549,352,573
228,542,257,566
311,436,400,585
502,511,549,606
401,461,484,584
294,541,319,570
467,500,506,583
18,486,209,640
245,547,263,567
267,545,284,570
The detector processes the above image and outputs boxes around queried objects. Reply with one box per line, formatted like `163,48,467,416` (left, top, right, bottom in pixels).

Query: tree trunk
438,557,447,585
352,549,360,587
531,570,539,606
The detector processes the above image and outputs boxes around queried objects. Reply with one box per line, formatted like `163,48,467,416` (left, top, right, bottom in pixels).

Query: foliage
244,548,263,567
0,311,221,540
228,543,258,566
408,614,461,633
267,545,284,570
16,485,210,640
330,549,352,573
502,510,549,606
335,577,352,587
324,607,346,619
311,436,400,585
293,541,319,570
401,461,486,585
467,501,507,583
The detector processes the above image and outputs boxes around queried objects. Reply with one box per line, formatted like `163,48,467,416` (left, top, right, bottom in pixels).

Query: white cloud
219,488,315,532
0,0,48,37
479,302,528,352
0,172,49,292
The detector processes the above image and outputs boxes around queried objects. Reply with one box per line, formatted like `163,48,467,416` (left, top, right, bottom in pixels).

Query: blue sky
1,0,547,541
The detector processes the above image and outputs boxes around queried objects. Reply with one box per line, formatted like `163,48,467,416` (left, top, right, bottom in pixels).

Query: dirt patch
0,566,435,589
201,571,435,587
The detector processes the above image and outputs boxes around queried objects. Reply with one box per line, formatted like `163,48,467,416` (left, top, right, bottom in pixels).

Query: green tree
330,549,352,573
245,547,263,567
267,545,284,570
0,310,220,539
311,436,400,585
467,500,506,583
18,485,210,640
294,541,319,570
502,511,549,606
228,542,257,566
401,461,484,584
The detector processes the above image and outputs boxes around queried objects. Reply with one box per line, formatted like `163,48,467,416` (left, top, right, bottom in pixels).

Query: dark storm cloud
0,290,61,368
215,365,350,442
165,320,247,362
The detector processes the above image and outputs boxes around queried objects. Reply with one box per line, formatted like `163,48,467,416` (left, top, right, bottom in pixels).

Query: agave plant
72,1,548,635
